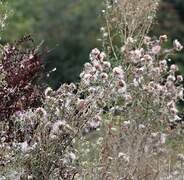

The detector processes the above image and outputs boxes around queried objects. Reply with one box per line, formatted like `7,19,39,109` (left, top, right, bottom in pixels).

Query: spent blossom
159,34,168,43
173,39,183,51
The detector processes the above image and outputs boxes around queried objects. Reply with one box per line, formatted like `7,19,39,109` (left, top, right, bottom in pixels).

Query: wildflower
152,45,161,54
159,35,168,43
151,67,160,76
133,77,143,87
117,79,126,87
91,48,100,56
117,80,127,94
159,59,167,67
144,54,153,61
167,75,176,82
35,107,47,117
79,71,85,78
156,84,166,94
90,57,101,71
118,152,130,163
126,37,134,44
94,63,103,71
83,73,93,82
68,83,76,91
95,115,102,121
124,94,132,104
143,36,151,45
113,66,124,79
84,63,93,73
170,64,178,72
173,39,183,51
133,67,144,78
88,87,97,94
177,75,183,82
84,115,101,134
44,87,53,97
90,48,101,61
165,80,175,90
77,98,86,110
89,119,100,129
51,120,66,134
130,49,144,62
100,72,108,80
99,52,106,61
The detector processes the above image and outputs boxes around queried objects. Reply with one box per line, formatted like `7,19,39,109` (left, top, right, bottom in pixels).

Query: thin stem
105,14,118,61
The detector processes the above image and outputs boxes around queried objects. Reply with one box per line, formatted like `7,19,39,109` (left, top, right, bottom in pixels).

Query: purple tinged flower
152,45,161,54
91,48,100,56
144,54,153,61
84,63,93,73
177,75,183,82
100,72,108,80
113,66,124,79
35,107,47,117
99,52,106,61
88,115,101,129
170,64,179,72
77,98,86,110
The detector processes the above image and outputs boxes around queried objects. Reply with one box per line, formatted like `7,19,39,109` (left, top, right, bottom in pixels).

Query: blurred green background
1,0,184,88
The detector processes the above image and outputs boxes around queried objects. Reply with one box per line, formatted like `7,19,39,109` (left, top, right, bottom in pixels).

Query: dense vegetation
2,0,184,88
0,1,184,179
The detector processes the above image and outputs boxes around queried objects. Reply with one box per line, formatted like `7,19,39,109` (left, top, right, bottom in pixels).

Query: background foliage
2,0,184,88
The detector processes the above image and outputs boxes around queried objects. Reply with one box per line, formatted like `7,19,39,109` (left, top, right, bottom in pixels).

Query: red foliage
0,35,44,141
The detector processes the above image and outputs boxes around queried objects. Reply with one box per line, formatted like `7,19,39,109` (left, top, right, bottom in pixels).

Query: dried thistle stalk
107,0,160,45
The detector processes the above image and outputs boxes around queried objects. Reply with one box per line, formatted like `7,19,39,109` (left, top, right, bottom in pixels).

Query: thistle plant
116,0,160,43
0,0,184,180
77,35,184,179
75,1,184,179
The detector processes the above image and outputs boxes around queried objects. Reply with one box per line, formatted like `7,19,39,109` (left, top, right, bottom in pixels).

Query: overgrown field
0,0,184,179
